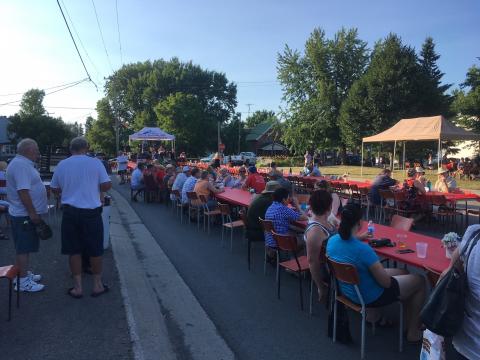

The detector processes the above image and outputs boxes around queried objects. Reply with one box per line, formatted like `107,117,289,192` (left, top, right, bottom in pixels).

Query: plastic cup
396,234,407,248
416,242,428,258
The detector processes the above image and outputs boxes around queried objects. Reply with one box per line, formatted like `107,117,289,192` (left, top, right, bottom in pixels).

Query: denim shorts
10,216,40,255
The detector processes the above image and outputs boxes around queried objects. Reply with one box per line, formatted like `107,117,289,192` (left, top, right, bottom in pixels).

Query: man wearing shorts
116,151,128,184
7,139,47,292
51,137,112,298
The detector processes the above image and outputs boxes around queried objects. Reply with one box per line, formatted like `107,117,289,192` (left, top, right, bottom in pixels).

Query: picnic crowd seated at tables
242,166,266,194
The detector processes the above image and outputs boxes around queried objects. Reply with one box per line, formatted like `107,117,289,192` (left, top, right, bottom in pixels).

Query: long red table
215,188,449,273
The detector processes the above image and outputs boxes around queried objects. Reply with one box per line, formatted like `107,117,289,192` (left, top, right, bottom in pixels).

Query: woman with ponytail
327,203,426,343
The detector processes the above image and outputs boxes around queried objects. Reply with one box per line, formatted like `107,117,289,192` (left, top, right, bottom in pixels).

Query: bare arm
17,189,41,223
291,197,308,220
208,182,224,194
439,248,460,281
369,262,392,288
100,181,112,192
306,227,327,291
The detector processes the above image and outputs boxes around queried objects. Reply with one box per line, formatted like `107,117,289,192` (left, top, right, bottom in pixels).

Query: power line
4,104,96,110
115,0,123,66
60,0,103,84
0,78,90,97
91,0,114,73
0,79,89,106
56,0,98,90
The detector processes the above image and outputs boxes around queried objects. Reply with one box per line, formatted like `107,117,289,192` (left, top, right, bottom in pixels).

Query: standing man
116,151,128,184
7,139,47,292
50,137,112,298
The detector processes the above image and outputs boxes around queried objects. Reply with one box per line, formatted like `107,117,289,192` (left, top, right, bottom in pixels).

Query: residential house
0,116,15,160
245,122,287,155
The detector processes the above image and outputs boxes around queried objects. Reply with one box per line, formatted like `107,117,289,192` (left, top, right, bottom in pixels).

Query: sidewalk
0,211,133,360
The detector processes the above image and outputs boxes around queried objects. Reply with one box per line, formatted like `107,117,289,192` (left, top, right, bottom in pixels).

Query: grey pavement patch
110,188,235,360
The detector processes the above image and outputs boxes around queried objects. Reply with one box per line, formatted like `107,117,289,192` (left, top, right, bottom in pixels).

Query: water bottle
367,220,375,237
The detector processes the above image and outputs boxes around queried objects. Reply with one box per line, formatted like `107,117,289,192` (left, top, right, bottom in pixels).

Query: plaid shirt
181,177,197,204
264,201,300,248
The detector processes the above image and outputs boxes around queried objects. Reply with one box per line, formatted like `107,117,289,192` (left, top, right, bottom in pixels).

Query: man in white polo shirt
50,137,112,299
7,138,47,292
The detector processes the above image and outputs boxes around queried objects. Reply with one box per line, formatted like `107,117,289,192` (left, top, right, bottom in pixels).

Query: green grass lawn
269,165,480,191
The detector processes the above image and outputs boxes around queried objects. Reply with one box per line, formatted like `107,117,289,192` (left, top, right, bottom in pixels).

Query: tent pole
438,138,441,170
402,141,406,170
392,140,397,172
361,142,364,176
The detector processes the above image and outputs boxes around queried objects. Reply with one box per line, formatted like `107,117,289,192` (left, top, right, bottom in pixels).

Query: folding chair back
390,214,414,231
272,232,298,252
259,218,274,233
327,258,360,285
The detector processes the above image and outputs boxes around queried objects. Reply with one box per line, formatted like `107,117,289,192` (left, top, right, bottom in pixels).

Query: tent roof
260,142,288,151
362,116,480,143
129,127,175,141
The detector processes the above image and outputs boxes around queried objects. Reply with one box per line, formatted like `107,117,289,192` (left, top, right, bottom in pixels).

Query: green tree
339,34,428,147
245,110,277,128
154,92,216,155
85,116,94,134
453,63,480,132
86,98,117,155
8,89,75,151
418,37,452,115
104,58,237,133
278,27,368,155
18,89,46,117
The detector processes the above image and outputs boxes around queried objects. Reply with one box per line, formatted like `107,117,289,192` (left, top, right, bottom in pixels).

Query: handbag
420,229,480,337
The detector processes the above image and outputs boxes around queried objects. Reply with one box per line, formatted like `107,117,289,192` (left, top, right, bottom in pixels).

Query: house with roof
245,122,288,155
0,116,15,160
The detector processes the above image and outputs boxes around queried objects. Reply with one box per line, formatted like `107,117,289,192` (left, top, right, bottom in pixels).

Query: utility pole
237,113,242,153
115,117,120,154
217,121,220,154
246,103,254,121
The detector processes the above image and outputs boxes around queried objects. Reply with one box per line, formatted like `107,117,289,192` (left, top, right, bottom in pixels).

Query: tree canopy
453,63,480,133
278,27,368,154
245,110,277,128
8,88,76,152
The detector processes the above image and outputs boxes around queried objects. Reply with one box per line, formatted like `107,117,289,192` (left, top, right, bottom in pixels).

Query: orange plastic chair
272,232,309,311
198,195,221,233
327,258,403,358
0,265,20,321
218,203,244,250
390,214,414,232
259,218,276,275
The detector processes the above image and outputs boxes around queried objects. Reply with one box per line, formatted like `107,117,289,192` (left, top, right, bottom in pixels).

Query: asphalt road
114,180,441,360
0,210,133,360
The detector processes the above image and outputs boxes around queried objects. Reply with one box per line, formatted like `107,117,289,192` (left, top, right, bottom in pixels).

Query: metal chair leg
277,265,281,299
230,227,233,252
361,309,366,359
309,278,314,315
333,296,338,343
298,275,304,311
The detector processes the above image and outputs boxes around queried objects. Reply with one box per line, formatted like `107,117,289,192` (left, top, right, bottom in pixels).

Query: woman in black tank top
305,190,336,301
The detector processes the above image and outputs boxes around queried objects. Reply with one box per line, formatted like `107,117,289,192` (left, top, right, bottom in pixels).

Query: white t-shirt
50,155,111,209
453,224,480,360
116,155,128,171
6,155,48,217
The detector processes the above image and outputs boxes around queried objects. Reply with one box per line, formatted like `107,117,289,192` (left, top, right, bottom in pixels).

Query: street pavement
0,210,133,360
112,179,446,360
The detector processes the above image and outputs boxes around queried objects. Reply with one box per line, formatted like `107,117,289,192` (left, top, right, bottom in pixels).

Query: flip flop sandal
67,287,83,299
91,284,110,298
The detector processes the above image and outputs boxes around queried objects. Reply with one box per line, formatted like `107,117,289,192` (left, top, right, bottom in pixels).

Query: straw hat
415,167,425,174
437,168,449,175
262,181,281,194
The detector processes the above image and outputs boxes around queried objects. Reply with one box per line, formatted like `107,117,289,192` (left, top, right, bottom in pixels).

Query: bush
256,156,304,168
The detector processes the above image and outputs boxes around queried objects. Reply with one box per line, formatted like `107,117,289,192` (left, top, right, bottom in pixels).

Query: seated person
131,163,145,201
242,166,266,194
246,181,281,244
415,167,427,187
315,180,341,225
181,168,200,205
368,169,397,206
304,190,336,301
327,204,426,343
194,170,224,209
269,173,292,193
435,168,457,193
216,167,233,187
264,188,308,250
231,167,247,188
268,162,283,177
308,163,321,177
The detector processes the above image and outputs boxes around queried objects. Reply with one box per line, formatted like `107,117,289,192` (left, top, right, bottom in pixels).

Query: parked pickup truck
229,152,257,166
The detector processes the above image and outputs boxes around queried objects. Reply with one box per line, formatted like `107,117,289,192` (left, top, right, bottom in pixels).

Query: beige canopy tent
361,115,480,175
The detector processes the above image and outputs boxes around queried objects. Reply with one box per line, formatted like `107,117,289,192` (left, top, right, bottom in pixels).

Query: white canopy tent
361,115,480,175
129,127,176,153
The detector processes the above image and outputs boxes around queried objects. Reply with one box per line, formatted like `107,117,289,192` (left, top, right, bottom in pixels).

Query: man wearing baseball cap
246,181,281,247
242,166,266,194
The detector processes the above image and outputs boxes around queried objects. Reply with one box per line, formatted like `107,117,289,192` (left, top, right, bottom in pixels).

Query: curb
109,188,235,360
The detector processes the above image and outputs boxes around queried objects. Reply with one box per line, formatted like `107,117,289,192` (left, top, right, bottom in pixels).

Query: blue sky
0,0,479,124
